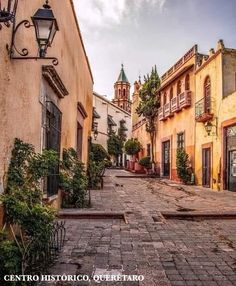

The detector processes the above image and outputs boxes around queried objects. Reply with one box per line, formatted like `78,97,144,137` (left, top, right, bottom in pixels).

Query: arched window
123,89,126,97
177,80,181,95
119,89,121,96
170,87,173,101
163,92,167,105
204,76,211,113
185,74,190,90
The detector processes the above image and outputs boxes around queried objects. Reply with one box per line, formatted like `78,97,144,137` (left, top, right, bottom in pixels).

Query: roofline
158,64,194,92
69,0,94,84
93,92,131,116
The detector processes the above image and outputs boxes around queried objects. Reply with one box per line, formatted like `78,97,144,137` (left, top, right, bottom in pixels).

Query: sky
74,0,236,99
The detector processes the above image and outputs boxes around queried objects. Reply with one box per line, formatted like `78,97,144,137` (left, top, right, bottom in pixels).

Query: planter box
134,162,145,173
128,161,135,170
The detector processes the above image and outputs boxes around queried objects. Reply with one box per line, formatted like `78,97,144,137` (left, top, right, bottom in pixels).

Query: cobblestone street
48,169,236,286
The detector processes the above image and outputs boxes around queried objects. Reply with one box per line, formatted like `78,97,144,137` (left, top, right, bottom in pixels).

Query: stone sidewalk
44,169,236,286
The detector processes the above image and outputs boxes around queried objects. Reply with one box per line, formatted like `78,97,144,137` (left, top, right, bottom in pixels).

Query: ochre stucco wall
195,47,236,190
0,1,93,209
155,51,197,179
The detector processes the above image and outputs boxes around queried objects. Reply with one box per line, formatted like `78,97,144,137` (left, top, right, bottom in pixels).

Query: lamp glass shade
205,122,212,134
32,7,58,51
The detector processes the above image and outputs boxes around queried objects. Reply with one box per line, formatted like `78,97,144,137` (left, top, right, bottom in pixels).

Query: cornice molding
42,65,69,99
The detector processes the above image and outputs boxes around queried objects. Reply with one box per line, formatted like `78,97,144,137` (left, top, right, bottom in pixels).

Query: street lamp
93,122,98,140
0,0,18,28
31,0,59,58
3,0,59,65
204,118,218,136
205,121,213,136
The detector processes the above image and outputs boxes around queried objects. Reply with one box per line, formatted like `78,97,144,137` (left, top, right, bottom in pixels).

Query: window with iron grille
46,101,62,196
177,132,185,149
147,144,151,157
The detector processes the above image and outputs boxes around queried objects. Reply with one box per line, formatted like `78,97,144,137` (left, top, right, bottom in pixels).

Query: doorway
225,125,236,191
202,147,211,187
162,140,170,177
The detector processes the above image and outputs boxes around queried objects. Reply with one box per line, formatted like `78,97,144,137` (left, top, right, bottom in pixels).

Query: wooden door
202,147,211,187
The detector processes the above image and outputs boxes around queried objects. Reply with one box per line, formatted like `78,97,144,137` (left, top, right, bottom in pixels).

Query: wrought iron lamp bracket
6,18,58,65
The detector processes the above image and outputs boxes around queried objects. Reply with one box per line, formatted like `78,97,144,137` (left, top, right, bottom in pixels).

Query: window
177,132,185,149
204,76,211,113
77,123,83,160
45,101,62,196
123,89,126,97
185,74,190,90
163,92,167,104
147,144,151,157
177,80,182,95
170,87,173,101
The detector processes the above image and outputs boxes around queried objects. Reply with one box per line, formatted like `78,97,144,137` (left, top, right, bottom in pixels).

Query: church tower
112,64,131,113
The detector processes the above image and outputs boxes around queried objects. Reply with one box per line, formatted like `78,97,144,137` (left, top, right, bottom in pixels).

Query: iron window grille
177,132,185,149
46,100,62,196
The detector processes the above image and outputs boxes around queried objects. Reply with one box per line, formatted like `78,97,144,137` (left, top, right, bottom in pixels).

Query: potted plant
139,156,152,174
124,138,142,171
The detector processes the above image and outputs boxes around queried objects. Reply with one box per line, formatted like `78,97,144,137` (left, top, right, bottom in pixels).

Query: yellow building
195,40,236,191
0,0,93,219
156,45,200,179
132,40,236,191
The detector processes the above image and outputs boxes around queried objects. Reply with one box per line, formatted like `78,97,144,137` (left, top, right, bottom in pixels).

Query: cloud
74,0,166,30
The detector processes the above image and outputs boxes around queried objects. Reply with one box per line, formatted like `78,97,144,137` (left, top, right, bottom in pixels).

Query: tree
136,66,160,166
107,134,123,165
124,138,142,156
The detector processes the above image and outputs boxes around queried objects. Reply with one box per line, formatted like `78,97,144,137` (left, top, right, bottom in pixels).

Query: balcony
195,96,213,122
170,96,180,112
179,91,191,109
164,102,173,117
158,106,165,121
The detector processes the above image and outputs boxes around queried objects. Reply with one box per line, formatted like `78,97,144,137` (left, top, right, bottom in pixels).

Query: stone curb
161,211,236,219
58,210,126,222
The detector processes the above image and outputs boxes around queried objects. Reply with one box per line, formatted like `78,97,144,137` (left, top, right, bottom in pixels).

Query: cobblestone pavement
45,169,236,286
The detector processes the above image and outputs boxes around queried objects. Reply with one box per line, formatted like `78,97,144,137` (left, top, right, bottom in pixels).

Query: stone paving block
40,170,236,286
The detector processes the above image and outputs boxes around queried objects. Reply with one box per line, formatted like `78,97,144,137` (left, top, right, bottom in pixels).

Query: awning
93,107,101,119
108,115,117,126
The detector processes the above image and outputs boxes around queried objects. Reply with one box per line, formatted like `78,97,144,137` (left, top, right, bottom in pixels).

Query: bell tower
112,64,131,113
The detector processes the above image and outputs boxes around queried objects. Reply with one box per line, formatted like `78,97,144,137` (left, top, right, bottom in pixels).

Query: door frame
161,136,172,178
201,143,212,188
221,118,236,190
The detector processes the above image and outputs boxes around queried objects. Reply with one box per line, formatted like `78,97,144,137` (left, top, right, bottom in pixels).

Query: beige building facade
0,0,93,211
93,92,131,165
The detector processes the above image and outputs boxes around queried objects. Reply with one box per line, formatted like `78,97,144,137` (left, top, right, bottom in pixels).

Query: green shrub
59,148,88,208
0,231,21,283
0,138,58,276
91,143,110,162
87,160,105,189
139,156,151,169
176,148,191,184
124,138,142,156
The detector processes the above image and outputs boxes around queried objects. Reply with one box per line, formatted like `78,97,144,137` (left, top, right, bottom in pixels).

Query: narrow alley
44,169,236,286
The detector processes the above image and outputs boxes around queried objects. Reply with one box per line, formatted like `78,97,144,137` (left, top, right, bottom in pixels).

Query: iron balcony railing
195,96,213,121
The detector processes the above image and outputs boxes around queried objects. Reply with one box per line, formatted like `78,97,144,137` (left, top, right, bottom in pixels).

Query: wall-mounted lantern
93,122,98,140
1,0,59,65
204,118,218,136
31,1,58,58
0,0,18,28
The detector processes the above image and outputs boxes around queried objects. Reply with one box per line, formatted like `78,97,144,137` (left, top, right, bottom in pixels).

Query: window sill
43,194,58,204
